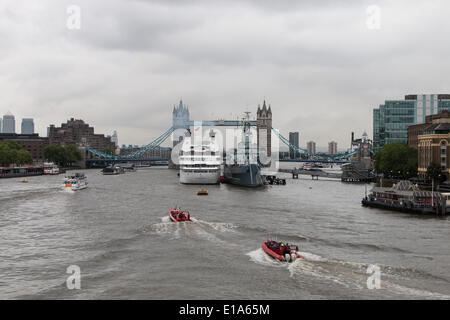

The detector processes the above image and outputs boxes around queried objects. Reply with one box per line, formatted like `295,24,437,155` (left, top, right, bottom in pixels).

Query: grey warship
223,112,263,187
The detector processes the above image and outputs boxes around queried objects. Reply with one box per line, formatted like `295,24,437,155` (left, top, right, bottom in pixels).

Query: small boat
20,179,28,183
262,240,302,262
43,162,60,175
169,208,192,222
122,165,137,172
101,165,124,175
63,173,88,191
197,189,208,196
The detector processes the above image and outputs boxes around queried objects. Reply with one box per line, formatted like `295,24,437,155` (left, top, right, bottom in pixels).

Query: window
441,141,447,169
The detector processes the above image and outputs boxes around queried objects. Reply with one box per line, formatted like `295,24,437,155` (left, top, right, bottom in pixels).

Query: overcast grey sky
1,0,449,149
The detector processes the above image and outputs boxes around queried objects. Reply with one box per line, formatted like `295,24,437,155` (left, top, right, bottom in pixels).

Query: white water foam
298,251,327,262
384,282,450,300
288,252,450,297
288,257,363,289
246,248,285,267
148,216,235,244
160,216,170,223
192,218,237,232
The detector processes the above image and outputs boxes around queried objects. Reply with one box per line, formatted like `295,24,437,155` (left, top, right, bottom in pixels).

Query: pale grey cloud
1,0,450,149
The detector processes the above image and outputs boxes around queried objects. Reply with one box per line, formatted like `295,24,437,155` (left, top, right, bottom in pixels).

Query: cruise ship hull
223,164,263,187
180,168,220,185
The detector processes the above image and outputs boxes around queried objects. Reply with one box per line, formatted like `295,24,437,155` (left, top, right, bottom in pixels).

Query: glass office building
2,112,15,133
21,118,34,134
373,94,450,151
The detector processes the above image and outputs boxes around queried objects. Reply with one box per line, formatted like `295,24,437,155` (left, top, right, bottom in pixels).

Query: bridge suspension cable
271,127,312,156
271,127,360,161
85,126,175,160
124,126,175,158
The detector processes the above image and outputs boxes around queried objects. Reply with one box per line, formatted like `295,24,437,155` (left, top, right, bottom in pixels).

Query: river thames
1,167,449,299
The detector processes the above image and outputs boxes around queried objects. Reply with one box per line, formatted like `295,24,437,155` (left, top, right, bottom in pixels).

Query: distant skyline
1,0,450,148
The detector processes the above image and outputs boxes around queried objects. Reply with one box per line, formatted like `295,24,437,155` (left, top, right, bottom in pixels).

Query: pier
279,168,342,180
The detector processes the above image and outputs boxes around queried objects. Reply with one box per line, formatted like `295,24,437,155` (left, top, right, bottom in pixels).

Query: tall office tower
2,111,15,133
111,130,118,147
289,132,299,159
307,141,316,154
0,118,2,133
21,118,34,134
328,141,337,155
373,94,450,151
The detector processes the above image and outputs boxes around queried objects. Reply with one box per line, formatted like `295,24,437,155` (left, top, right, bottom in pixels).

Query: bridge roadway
86,157,349,166
279,159,353,164
278,168,342,180
187,120,257,127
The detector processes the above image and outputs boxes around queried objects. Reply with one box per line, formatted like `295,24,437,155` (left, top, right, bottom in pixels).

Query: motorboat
262,240,302,262
169,208,192,222
101,165,124,175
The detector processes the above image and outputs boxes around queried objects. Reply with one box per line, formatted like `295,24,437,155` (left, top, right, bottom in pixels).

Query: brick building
408,110,450,149
48,118,115,152
417,124,450,180
0,133,49,161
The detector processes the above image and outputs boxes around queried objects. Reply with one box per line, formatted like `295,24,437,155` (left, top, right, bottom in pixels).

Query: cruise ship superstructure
179,129,221,185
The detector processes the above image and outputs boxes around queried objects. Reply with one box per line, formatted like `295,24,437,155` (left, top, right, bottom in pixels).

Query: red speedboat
262,240,302,262
169,208,192,222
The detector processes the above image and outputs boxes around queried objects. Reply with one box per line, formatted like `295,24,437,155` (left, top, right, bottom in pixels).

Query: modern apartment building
306,141,316,154
328,141,337,155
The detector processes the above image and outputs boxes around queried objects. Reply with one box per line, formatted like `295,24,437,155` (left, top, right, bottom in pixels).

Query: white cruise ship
179,130,221,185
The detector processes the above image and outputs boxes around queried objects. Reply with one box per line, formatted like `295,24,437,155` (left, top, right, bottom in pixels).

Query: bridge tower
172,99,190,145
257,100,272,161
172,100,190,131
169,100,190,168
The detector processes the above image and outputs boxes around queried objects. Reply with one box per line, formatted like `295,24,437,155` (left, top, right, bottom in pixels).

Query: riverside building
373,94,450,151
48,118,115,152
0,133,48,161
417,124,450,180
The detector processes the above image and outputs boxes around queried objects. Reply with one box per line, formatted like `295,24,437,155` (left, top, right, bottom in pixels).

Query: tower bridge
84,99,366,166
